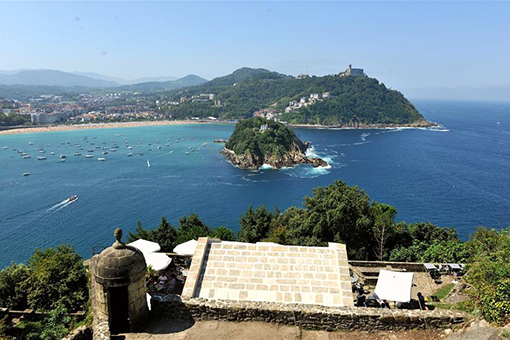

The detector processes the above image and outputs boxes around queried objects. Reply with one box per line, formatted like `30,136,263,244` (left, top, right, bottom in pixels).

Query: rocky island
221,117,328,170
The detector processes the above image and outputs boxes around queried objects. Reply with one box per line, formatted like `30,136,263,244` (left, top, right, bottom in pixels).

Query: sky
1,1,510,96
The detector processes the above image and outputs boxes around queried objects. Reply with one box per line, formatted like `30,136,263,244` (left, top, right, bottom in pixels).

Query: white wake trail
47,199,69,211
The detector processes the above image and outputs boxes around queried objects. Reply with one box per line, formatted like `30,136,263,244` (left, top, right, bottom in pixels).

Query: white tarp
128,239,161,254
145,252,172,271
173,239,198,256
374,269,414,303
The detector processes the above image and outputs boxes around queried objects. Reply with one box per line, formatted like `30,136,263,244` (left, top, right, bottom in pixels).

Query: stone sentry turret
89,228,148,337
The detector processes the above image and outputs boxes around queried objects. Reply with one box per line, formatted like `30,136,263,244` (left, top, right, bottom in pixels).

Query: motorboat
98,157,106,161
37,156,47,160
74,152,81,156
68,195,78,202
60,154,67,159
23,155,31,159
28,142,34,145
147,159,151,168
103,151,108,155
85,154,94,158
23,172,30,176
60,159,66,163
126,153,133,157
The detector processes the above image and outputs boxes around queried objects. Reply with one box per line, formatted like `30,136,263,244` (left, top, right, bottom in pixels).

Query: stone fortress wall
182,238,354,307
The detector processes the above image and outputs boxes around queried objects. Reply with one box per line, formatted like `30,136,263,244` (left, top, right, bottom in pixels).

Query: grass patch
501,330,510,338
431,283,455,301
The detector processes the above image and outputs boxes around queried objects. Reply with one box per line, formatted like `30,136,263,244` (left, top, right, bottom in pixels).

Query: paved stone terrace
182,238,353,307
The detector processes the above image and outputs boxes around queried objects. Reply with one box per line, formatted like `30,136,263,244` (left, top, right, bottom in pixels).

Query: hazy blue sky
1,1,510,91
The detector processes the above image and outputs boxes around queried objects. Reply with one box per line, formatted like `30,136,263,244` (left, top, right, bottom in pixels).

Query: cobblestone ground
121,319,445,340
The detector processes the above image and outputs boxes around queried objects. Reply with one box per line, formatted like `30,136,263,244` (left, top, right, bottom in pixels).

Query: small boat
85,155,94,158
165,143,170,146
147,159,151,168
102,151,108,155
185,151,189,155
37,156,47,160
23,155,31,159
2,146,8,150
39,150,46,154
68,195,78,202
127,153,133,157
74,152,81,156
60,159,66,163
23,172,30,176
115,134,121,137
60,154,67,159
98,157,106,161
157,146,161,149
88,149,94,152
110,149,117,152
127,146,133,150
28,142,34,145
139,152,144,156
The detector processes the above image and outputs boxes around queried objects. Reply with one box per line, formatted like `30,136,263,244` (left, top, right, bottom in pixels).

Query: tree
22,245,88,312
127,220,151,243
176,213,212,244
0,263,30,309
465,227,510,325
286,180,376,259
212,226,236,241
372,203,397,261
238,205,278,243
151,216,177,252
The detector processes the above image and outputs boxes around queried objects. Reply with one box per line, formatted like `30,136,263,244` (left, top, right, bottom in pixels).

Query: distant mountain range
0,69,207,89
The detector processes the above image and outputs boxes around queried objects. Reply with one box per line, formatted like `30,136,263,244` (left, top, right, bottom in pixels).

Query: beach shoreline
0,119,440,136
0,120,213,135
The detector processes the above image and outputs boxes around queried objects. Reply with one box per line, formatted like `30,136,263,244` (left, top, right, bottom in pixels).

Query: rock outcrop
221,144,327,170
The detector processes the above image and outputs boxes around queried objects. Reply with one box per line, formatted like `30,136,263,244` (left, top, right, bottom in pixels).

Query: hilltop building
339,64,365,77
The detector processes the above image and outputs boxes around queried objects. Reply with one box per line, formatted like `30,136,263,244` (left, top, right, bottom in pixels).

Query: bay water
1,100,509,267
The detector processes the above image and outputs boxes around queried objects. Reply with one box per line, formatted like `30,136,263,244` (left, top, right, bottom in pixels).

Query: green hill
222,117,327,170
164,68,429,126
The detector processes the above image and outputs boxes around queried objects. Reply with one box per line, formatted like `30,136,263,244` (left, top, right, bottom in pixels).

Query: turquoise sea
1,100,509,268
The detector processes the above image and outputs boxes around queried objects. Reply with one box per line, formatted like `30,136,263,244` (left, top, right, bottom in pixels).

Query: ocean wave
259,164,273,170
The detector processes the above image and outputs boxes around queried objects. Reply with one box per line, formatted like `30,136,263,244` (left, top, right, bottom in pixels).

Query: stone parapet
151,297,467,332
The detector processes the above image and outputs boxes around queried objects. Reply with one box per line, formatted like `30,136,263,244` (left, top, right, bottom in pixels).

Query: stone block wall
151,297,467,332
182,238,353,307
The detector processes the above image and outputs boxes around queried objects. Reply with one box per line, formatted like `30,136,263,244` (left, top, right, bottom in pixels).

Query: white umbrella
128,239,161,254
145,252,172,271
173,239,198,256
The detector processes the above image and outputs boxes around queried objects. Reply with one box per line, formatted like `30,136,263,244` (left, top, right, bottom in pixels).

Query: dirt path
121,319,445,340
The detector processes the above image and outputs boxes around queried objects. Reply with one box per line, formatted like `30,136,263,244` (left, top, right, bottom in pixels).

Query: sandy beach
0,120,213,135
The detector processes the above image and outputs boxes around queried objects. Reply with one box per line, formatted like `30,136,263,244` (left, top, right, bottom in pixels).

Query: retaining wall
151,296,466,332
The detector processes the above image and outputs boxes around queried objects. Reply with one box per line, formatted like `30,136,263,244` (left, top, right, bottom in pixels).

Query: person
380,299,390,309
356,288,366,307
417,292,427,310
168,274,177,293
157,271,168,292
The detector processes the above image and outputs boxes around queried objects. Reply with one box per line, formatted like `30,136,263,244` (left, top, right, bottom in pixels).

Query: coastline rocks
221,147,328,170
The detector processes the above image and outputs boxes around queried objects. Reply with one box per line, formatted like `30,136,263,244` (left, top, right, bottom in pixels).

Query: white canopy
128,239,161,254
145,252,172,271
173,239,198,256
374,269,414,303
424,263,437,270
449,263,462,270
127,239,171,271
